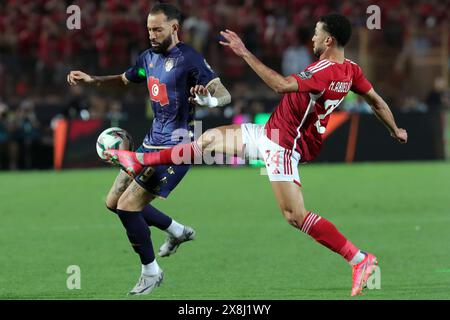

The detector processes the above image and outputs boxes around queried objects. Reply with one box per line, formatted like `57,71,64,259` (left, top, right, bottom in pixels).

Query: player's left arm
190,78,231,107
219,29,298,93
361,88,408,144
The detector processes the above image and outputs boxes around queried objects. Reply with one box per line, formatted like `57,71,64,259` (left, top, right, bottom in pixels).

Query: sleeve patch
138,68,146,78
297,71,312,80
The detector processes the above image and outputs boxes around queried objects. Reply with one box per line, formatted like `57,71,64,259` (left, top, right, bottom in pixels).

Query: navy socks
107,204,172,230
117,209,155,265
141,204,172,230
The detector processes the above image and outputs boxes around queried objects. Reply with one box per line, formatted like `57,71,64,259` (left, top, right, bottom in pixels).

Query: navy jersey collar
160,42,183,57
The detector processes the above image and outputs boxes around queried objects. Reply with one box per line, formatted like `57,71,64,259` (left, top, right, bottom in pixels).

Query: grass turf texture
0,162,449,300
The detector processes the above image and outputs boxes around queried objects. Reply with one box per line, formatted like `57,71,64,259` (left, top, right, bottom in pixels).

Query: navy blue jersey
125,42,217,147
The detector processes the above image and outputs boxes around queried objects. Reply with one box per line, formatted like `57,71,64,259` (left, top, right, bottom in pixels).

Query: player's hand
189,85,218,107
391,128,408,144
188,84,207,104
67,70,94,86
219,29,249,58
190,85,208,97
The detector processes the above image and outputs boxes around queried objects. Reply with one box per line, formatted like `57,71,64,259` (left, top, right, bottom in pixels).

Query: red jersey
265,58,372,162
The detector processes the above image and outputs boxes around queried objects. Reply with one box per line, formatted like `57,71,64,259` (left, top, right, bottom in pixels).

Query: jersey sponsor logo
298,71,312,80
148,76,169,106
164,58,174,72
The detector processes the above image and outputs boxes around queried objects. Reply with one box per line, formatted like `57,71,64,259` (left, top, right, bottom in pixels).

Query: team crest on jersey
164,58,175,72
298,71,312,80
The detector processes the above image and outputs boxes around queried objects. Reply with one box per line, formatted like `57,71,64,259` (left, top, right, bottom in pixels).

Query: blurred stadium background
0,0,449,168
0,0,450,299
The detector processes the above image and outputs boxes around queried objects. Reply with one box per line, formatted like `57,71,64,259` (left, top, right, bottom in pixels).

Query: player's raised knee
106,203,117,214
117,196,136,212
105,195,118,214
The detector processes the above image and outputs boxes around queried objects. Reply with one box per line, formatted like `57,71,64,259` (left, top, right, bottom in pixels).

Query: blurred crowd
0,0,449,169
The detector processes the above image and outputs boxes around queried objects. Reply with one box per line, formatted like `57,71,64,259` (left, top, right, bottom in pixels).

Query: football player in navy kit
67,3,231,295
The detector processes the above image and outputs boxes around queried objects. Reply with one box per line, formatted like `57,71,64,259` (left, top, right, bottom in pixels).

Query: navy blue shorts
134,145,190,198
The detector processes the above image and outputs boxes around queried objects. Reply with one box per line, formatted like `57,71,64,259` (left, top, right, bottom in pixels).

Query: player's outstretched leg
270,181,378,296
104,124,244,174
104,142,200,176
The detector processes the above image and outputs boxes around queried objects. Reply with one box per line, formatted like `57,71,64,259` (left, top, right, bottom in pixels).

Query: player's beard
151,34,173,54
313,45,324,58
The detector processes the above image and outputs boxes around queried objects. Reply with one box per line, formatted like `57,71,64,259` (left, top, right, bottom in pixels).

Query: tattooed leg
105,170,133,211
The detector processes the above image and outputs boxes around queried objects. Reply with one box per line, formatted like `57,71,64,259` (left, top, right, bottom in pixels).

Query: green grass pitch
1,162,449,299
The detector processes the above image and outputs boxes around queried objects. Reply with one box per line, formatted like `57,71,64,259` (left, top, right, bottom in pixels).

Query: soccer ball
96,127,134,160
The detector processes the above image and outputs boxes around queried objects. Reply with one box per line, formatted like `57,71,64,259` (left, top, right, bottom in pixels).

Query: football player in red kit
106,14,407,296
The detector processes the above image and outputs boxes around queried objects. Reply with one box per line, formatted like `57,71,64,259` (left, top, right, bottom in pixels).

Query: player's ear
171,21,179,34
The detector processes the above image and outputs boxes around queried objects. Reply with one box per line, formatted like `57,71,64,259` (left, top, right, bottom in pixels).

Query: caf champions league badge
164,58,174,72
298,71,312,80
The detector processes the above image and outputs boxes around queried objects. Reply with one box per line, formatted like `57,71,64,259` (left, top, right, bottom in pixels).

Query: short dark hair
150,3,182,23
319,14,352,47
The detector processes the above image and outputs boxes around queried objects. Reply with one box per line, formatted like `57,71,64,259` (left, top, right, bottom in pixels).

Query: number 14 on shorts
265,150,283,175
261,146,300,185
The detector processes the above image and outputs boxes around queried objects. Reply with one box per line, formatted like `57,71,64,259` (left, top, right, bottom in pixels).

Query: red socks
301,212,360,263
142,142,202,166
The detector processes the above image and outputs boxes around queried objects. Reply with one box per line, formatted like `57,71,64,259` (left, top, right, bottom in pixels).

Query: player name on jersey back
328,81,352,93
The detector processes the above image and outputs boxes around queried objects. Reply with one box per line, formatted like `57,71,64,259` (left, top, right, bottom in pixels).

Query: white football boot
128,269,164,295
158,226,196,257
